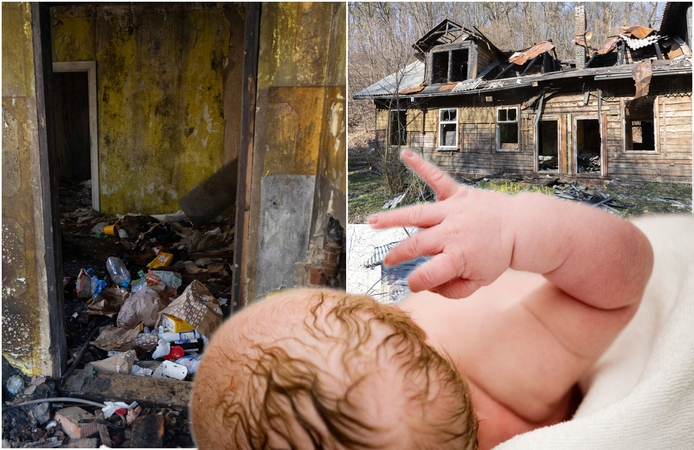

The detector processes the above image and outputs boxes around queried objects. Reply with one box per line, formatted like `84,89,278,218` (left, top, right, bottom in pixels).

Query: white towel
496,215,694,450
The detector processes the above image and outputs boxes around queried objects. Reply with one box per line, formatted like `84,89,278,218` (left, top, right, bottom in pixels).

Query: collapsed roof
354,7,692,100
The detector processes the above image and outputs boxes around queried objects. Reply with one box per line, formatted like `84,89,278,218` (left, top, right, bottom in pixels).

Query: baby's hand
369,150,515,299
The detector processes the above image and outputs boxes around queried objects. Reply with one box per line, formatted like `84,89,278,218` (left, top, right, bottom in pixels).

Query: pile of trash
60,208,235,383
1,204,237,447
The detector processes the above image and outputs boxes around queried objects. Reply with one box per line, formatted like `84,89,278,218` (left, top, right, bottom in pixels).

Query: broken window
625,97,656,151
431,48,470,84
438,108,458,148
389,109,407,146
496,107,519,151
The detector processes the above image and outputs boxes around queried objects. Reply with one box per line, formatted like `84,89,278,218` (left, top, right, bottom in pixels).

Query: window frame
496,106,520,152
437,108,459,150
624,96,659,153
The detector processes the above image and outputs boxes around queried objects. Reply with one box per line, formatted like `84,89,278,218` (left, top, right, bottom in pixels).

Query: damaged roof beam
493,63,515,80
654,42,663,60
521,55,540,76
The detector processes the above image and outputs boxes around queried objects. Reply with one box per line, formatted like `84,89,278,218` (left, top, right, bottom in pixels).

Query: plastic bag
152,339,171,359
76,269,91,299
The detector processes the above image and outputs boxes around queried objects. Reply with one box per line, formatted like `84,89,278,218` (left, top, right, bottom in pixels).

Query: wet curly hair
192,290,478,450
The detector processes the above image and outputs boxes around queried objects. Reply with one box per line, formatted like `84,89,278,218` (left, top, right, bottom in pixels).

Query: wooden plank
61,370,193,409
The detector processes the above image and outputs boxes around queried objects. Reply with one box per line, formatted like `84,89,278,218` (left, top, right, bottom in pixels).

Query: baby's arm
370,151,654,420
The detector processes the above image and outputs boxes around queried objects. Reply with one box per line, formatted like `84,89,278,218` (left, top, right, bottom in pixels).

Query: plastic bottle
106,256,131,288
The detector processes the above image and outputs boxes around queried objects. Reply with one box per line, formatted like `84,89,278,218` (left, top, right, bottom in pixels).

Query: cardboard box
161,313,195,333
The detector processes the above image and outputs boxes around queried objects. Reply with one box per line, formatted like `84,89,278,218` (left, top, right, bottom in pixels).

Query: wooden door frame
52,61,100,212
231,3,261,312
535,116,561,173
572,115,604,176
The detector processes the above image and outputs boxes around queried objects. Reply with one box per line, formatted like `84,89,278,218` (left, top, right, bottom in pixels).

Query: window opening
438,108,458,148
432,48,470,83
450,49,469,82
390,110,407,146
625,97,656,151
432,52,449,84
576,119,601,174
497,107,519,150
537,120,559,172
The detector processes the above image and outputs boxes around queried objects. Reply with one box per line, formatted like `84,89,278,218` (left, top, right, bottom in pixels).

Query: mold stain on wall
52,5,232,215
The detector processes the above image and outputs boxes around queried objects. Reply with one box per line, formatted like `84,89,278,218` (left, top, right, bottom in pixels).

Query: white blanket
496,215,694,450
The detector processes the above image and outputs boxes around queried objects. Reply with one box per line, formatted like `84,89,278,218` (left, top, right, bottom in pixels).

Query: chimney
574,5,587,69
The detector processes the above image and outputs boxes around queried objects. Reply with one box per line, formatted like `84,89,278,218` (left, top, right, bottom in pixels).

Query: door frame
572,115,604,176
535,116,561,173
52,61,100,212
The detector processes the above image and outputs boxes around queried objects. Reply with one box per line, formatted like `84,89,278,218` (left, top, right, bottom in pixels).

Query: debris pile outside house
2,180,238,448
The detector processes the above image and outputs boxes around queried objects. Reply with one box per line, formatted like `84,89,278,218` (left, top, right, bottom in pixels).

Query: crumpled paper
87,287,130,317
90,325,142,351
156,280,222,338
89,350,136,374
117,284,169,329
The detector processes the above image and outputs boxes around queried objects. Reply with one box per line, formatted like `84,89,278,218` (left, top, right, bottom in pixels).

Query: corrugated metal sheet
452,78,484,92
509,41,555,65
363,242,397,268
633,59,653,99
352,60,426,98
620,25,655,40
620,34,660,50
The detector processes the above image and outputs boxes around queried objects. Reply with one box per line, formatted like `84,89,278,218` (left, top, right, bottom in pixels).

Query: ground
348,138,692,223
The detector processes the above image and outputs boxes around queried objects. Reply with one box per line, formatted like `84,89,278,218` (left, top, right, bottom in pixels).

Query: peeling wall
51,4,241,214
249,2,346,300
2,3,57,376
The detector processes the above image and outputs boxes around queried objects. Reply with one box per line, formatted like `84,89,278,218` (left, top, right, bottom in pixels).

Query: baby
191,150,653,449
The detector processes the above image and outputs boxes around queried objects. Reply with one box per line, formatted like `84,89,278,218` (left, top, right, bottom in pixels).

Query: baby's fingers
369,202,444,229
401,150,463,201
407,253,459,293
383,230,443,267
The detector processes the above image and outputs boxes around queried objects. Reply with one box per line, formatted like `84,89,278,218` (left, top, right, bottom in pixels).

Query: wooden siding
609,93,692,182
374,88,691,183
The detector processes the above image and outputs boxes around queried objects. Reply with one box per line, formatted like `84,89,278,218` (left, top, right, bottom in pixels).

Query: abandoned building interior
2,2,345,447
354,2,692,183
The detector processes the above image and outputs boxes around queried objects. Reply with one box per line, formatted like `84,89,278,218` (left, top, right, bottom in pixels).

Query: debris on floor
0,181,238,448
553,184,627,213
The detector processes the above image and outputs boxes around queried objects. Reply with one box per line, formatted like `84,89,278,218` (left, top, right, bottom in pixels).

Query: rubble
0,181,237,448
553,184,627,213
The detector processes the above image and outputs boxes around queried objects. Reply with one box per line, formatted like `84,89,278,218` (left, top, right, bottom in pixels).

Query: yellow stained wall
257,2,344,184
52,6,231,214
2,3,58,376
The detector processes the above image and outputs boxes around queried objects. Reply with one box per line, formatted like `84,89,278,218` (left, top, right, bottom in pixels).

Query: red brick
54,407,98,439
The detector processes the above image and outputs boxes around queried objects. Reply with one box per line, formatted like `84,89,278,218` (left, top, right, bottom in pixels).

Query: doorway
52,61,99,212
537,120,559,172
574,118,601,175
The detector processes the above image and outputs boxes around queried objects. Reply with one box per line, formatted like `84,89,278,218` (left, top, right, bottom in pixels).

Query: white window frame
496,106,520,152
437,108,458,149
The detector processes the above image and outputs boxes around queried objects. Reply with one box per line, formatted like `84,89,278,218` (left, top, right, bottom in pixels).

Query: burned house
353,4,692,183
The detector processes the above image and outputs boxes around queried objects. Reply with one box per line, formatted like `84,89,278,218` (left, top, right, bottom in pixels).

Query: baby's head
191,288,478,449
